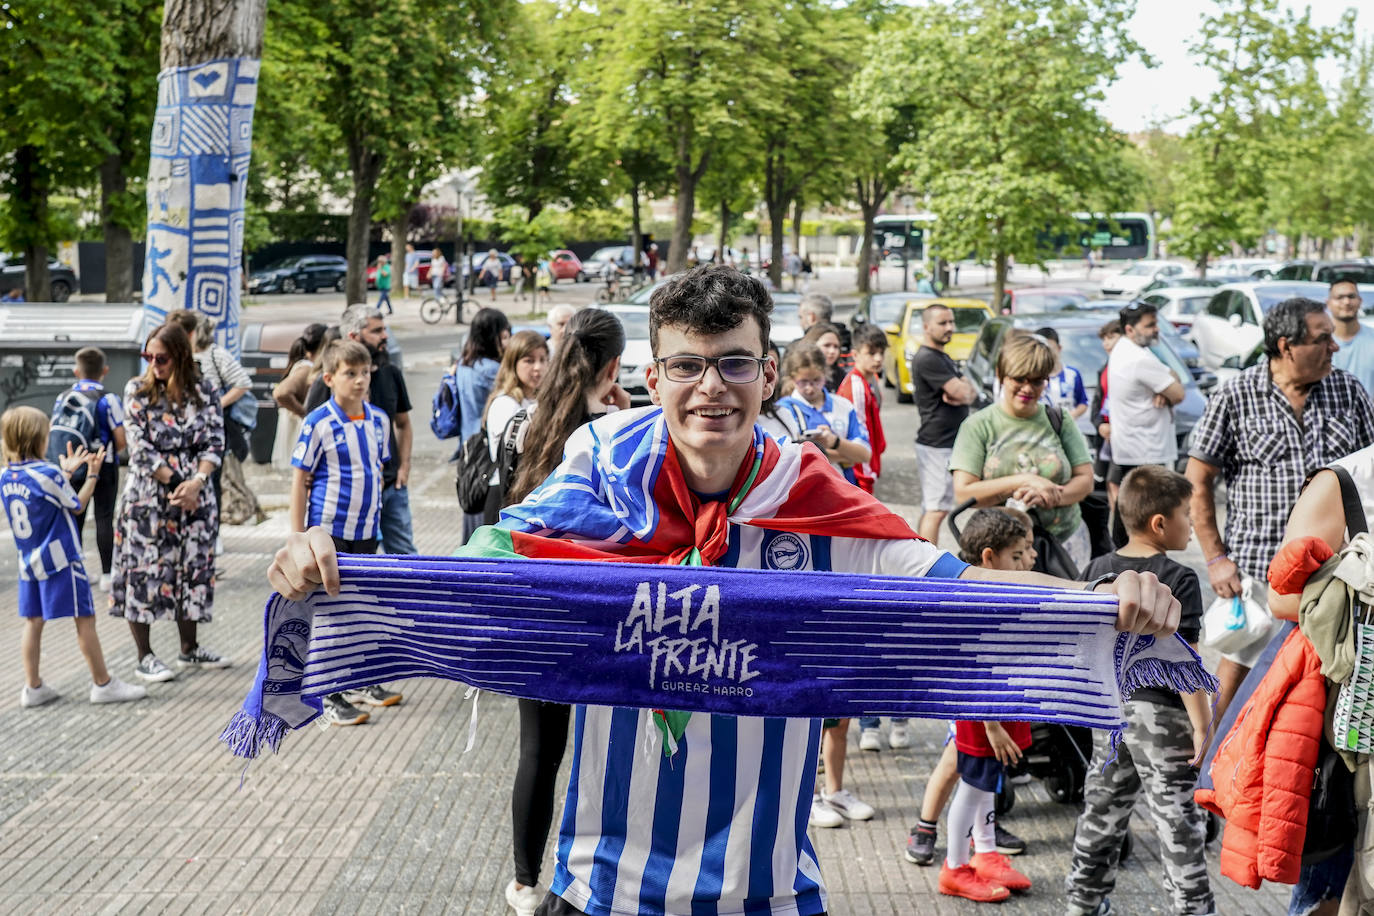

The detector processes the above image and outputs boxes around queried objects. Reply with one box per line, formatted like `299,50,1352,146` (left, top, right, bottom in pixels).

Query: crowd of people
6,266,1374,914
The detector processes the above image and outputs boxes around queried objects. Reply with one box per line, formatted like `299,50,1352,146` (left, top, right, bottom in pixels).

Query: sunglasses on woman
141,351,172,366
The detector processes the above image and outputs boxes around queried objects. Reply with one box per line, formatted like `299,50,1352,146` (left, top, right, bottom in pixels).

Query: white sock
971,797,996,854
945,779,993,868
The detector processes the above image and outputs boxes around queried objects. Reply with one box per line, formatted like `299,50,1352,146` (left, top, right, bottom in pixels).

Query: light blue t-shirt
1334,326,1374,398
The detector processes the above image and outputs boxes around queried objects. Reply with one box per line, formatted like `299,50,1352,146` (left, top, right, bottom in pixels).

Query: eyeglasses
141,351,171,366
656,354,767,384
1008,375,1049,389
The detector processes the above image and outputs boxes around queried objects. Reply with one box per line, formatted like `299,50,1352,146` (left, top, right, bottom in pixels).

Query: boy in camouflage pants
1066,467,1215,916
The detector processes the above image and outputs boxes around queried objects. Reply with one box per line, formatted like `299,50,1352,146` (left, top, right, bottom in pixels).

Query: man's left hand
395,466,409,489
1103,569,1179,636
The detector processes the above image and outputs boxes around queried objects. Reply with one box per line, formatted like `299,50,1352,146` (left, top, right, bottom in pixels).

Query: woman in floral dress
111,322,231,682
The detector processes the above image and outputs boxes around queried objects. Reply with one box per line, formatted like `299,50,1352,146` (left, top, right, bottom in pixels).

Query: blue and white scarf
221,552,1217,760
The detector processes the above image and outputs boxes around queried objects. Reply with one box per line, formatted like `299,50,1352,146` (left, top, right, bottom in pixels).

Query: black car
963,312,1206,471
247,255,348,294
0,253,77,301
1273,259,1374,285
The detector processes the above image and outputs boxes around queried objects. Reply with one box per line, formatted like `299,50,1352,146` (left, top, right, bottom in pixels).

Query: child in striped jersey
291,341,402,726
1,406,145,708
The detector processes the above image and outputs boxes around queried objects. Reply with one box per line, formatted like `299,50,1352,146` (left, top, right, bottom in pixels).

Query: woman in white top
484,330,549,466
271,323,329,468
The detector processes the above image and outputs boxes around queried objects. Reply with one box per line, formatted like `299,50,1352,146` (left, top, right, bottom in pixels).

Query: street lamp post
449,174,467,323
901,194,915,292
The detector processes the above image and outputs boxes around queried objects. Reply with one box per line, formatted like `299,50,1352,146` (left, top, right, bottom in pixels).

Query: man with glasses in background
1105,302,1184,546
1331,277,1374,396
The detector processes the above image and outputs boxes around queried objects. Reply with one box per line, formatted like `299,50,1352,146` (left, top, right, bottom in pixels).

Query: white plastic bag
1201,576,1274,656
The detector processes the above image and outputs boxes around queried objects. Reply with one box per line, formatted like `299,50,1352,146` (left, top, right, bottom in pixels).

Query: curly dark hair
649,265,772,355
1263,297,1327,358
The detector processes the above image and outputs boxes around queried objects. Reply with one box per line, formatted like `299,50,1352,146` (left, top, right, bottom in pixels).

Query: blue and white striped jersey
1,460,83,581
550,531,964,916
291,399,391,541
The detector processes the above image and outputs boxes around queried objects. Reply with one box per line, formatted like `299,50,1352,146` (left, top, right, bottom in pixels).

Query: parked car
1188,281,1329,370
248,254,348,294
1100,260,1186,298
549,249,588,282
587,245,638,271
0,253,77,301
964,312,1206,463
1002,287,1090,314
1138,275,1224,295
591,304,653,405
1132,286,1219,331
1211,258,1278,280
875,297,992,403
1272,258,1374,283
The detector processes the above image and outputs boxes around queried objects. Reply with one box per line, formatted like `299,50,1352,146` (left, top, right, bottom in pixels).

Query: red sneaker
938,862,1011,902
970,851,1032,892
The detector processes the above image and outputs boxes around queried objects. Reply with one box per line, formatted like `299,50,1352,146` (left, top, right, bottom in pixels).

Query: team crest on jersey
764,533,808,570
291,441,307,462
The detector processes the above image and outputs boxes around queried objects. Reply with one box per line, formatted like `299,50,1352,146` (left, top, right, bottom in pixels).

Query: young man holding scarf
268,267,1182,916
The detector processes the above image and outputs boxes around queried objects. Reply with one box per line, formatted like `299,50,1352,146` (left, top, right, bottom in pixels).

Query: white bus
872,211,1156,264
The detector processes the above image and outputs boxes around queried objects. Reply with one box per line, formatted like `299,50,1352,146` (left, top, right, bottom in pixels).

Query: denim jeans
378,484,416,555
1289,844,1354,916
377,288,392,314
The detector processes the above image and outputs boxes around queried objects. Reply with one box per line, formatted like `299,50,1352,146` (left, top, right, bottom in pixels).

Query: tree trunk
767,200,786,290
669,163,700,276
100,153,135,302
13,145,52,302
718,199,730,266
389,210,408,299
855,176,886,294
144,0,267,354
762,149,786,290
346,141,381,305
791,199,803,259
630,183,643,270
993,250,1008,316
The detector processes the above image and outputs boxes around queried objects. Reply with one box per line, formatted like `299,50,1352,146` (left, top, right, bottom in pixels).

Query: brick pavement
0,334,1291,914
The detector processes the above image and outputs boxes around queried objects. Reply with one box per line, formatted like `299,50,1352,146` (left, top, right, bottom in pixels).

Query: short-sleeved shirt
912,346,968,448
777,391,868,485
1188,362,1374,580
1,460,82,581
1334,326,1374,398
1082,551,1202,708
949,403,1093,541
1106,337,1178,466
292,399,391,541
1043,366,1088,413
56,380,124,466
308,355,412,486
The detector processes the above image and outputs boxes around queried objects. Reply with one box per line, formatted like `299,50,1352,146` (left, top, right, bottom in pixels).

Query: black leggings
75,463,118,575
513,699,571,887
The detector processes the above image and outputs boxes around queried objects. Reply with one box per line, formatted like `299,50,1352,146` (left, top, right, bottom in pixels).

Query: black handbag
455,428,496,513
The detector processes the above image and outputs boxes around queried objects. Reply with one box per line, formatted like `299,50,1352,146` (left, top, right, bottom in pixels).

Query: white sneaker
98,573,112,592
809,796,844,829
888,724,912,749
822,788,876,821
20,683,61,707
90,676,147,704
859,727,882,751
505,880,541,916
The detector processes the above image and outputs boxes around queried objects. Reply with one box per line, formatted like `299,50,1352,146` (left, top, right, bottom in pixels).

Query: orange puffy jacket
1194,629,1327,889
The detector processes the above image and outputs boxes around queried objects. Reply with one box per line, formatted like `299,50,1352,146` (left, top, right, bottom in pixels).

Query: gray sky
1099,0,1365,133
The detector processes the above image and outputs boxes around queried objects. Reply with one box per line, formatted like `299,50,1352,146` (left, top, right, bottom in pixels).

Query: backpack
46,385,103,486
430,371,462,440
455,427,496,513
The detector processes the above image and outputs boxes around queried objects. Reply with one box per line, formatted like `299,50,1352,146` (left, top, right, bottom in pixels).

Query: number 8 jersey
1,460,82,581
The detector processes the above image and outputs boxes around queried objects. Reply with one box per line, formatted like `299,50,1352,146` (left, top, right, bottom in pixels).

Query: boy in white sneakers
1,406,145,707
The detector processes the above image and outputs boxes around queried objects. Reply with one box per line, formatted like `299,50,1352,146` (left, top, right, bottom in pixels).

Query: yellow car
876,297,992,402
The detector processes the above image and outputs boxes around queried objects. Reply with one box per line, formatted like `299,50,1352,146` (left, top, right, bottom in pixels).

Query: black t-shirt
303,359,412,485
911,346,968,448
1081,551,1203,708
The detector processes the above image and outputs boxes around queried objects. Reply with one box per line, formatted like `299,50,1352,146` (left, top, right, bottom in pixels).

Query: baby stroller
947,498,1092,813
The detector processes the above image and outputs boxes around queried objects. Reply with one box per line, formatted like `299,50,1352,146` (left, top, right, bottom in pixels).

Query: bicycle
420,288,467,325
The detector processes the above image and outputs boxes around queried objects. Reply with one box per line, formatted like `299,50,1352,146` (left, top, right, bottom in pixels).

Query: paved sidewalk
0,337,1288,914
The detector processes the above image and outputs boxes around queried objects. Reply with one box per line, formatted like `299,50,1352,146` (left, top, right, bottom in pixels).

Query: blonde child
1,406,145,707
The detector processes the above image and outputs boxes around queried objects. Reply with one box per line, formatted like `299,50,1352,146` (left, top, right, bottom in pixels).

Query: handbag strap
1329,465,1368,537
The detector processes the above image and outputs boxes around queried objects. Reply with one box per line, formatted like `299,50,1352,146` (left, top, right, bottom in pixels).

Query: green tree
858,0,1144,309
1170,0,1350,272
591,0,791,274
262,0,499,303
1120,127,1186,245
0,1,120,300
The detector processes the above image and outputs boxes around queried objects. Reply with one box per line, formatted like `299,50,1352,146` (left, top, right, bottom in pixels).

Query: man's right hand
269,527,340,600
1207,555,1243,598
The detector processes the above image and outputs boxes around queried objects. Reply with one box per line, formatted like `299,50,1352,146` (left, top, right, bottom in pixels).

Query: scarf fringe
219,709,289,760
1120,657,1219,700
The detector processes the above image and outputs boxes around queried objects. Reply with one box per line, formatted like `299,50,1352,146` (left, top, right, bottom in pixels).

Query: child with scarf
777,341,870,486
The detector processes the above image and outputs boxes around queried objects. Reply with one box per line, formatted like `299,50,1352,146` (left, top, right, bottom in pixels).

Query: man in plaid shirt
1186,296,1374,715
